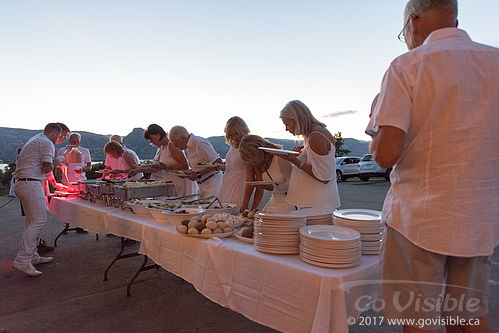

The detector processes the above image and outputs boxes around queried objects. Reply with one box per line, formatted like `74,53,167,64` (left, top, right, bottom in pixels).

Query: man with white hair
168,125,223,198
367,0,498,332
57,132,92,183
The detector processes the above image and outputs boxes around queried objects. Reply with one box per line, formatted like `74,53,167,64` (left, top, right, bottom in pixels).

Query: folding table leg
126,255,159,297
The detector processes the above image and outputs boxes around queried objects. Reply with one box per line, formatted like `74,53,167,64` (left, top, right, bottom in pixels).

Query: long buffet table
48,197,381,333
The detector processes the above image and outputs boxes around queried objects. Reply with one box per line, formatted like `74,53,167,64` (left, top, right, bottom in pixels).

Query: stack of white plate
294,209,334,225
333,209,384,255
254,212,306,254
299,225,361,268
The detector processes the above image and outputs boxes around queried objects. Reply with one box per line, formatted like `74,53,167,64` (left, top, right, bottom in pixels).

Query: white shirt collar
423,27,470,46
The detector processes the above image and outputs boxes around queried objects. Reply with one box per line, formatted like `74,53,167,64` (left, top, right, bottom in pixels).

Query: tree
334,132,350,157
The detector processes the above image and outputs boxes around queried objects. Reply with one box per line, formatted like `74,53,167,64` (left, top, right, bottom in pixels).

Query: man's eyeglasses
398,14,418,43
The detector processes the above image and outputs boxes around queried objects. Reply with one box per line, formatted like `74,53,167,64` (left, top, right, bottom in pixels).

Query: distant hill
0,127,369,163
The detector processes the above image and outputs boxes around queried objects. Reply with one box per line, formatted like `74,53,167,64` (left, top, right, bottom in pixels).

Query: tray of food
175,213,239,237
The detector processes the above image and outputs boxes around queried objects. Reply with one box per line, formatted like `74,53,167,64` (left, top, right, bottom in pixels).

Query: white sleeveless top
152,144,197,197
286,133,340,211
219,146,247,209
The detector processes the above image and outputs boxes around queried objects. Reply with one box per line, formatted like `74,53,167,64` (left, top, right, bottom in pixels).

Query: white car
335,156,361,182
357,154,391,181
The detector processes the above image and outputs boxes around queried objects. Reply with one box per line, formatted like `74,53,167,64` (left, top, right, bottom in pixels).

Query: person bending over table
239,135,293,214
274,100,340,212
218,116,250,212
129,124,196,197
168,125,222,199
104,141,143,181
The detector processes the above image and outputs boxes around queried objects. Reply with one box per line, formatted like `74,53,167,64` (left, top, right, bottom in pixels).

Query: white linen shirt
14,133,55,181
186,134,222,198
368,28,499,256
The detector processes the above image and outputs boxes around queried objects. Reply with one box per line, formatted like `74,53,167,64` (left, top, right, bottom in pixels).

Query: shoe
37,240,54,254
13,261,42,277
32,256,54,265
76,227,88,234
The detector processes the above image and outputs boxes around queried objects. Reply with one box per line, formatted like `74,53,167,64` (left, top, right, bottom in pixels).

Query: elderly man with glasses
367,0,498,332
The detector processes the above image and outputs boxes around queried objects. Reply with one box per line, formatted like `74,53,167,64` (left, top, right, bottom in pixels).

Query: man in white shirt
169,126,223,198
12,123,62,277
368,1,498,332
57,132,92,183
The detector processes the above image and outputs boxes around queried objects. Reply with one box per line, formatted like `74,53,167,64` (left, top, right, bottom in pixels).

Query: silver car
335,156,361,182
357,154,391,181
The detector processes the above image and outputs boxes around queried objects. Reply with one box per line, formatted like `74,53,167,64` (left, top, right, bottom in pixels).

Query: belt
197,172,218,185
15,178,43,182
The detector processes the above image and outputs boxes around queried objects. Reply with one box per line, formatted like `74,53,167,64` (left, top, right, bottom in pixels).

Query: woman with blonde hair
239,135,293,213
218,117,250,210
276,100,340,211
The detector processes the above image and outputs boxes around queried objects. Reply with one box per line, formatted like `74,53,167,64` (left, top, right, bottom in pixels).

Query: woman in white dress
274,100,340,212
134,124,196,196
239,135,293,214
218,117,250,211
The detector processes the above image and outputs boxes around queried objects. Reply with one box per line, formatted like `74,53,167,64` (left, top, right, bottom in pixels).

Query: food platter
257,147,300,155
184,230,235,239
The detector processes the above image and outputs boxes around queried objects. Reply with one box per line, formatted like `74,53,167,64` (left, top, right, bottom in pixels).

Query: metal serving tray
113,183,174,200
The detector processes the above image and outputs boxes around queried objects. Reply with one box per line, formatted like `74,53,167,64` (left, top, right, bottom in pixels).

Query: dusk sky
1,1,497,141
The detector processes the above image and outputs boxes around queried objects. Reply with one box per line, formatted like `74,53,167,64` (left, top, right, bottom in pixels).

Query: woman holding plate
239,135,293,214
218,116,250,211
130,124,196,196
275,100,340,212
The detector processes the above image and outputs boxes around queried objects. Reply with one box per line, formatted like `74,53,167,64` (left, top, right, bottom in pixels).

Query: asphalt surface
0,178,497,332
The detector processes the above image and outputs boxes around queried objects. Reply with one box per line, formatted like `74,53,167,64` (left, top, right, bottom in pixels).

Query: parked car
357,154,391,181
335,156,361,181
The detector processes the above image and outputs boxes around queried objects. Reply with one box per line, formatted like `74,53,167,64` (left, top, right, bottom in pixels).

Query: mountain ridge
0,127,370,163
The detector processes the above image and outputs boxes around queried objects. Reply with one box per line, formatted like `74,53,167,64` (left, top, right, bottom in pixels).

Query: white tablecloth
48,197,381,333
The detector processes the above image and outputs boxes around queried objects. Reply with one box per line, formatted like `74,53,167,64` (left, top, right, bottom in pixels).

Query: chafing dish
113,182,175,201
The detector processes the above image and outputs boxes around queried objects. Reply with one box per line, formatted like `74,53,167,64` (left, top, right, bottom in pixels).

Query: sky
1,1,498,141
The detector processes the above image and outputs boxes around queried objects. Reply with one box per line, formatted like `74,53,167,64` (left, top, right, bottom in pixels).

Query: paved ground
0,178,497,332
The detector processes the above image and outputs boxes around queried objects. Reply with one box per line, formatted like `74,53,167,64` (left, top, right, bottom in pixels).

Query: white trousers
14,181,47,263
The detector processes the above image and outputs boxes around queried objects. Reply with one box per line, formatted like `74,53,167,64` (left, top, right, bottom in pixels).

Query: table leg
127,255,159,297
103,237,143,282
53,224,75,247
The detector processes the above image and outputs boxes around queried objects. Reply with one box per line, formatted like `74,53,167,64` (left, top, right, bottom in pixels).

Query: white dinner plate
257,147,300,155
300,242,361,254
299,237,361,250
256,212,305,220
255,246,299,255
300,225,361,242
333,209,382,221
299,255,360,268
184,230,235,239
299,250,361,264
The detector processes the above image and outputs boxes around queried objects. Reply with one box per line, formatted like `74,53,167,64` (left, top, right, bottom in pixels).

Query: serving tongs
206,197,223,209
